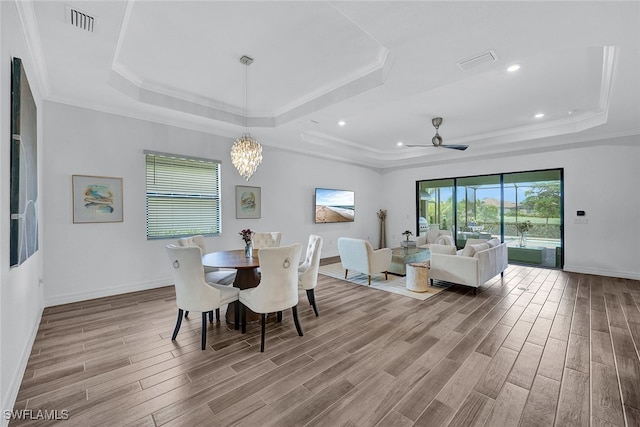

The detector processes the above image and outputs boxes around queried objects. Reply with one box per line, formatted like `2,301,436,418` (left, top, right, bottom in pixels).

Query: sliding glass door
455,174,502,248
416,169,563,268
417,179,455,234
503,170,563,267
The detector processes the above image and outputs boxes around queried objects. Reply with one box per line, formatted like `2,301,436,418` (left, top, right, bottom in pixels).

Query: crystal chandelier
231,55,262,181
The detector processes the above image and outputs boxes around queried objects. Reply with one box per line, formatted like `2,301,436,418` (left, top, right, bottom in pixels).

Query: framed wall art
72,175,124,223
10,57,39,267
235,185,261,219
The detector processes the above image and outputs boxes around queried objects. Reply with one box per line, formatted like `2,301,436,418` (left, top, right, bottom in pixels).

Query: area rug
318,262,445,301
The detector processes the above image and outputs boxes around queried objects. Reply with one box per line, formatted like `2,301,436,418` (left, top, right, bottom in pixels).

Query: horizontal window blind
145,153,221,239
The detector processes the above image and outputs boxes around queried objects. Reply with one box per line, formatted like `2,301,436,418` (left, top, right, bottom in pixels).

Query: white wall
1,1,45,422
42,102,383,306
380,137,640,280
2,2,639,418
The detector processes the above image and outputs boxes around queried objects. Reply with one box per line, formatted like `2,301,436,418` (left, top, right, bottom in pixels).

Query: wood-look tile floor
10,263,640,426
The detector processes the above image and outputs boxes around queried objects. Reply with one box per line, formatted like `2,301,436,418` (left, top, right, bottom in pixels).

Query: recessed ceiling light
338,120,346,127
534,113,545,119
397,142,404,147
507,64,521,72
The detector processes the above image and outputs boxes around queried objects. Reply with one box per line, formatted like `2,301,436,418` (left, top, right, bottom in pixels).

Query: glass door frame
416,168,564,268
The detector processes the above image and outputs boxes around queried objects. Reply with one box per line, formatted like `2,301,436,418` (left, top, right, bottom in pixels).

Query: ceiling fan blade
404,144,468,150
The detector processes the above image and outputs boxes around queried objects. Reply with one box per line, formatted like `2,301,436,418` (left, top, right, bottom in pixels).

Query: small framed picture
236,185,261,219
72,175,124,223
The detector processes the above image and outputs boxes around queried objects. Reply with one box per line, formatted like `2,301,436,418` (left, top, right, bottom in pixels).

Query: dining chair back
239,243,302,352
176,235,207,253
252,232,282,249
298,234,323,316
166,245,239,350
176,235,236,285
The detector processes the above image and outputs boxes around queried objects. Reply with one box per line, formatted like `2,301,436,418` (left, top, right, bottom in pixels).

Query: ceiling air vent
65,5,96,33
457,50,498,71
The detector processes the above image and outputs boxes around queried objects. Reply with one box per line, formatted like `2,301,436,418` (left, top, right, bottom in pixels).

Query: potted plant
239,228,254,257
401,230,413,247
515,220,533,247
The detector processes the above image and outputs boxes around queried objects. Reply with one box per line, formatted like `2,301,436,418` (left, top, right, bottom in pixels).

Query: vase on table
244,242,253,257
518,233,527,247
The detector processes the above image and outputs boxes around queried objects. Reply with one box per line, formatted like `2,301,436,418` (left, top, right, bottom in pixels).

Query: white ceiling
20,1,640,170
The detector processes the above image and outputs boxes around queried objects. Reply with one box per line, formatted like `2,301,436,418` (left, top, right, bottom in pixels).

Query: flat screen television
315,188,355,223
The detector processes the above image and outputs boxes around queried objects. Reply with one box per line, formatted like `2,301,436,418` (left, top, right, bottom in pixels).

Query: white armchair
337,237,392,286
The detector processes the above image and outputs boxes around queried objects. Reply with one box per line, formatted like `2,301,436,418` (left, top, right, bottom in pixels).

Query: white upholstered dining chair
176,235,236,285
251,232,282,249
239,243,303,352
298,234,323,316
166,245,239,350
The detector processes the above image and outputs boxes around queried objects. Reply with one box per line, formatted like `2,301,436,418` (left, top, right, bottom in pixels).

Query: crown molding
15,0,50,99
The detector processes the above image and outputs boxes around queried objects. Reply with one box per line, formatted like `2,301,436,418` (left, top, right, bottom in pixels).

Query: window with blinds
145,152,221,239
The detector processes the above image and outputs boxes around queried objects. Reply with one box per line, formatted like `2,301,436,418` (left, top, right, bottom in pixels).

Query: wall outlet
574,218,588,224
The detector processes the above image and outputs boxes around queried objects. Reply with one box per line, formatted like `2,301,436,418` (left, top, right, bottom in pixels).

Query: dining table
202,248,261,323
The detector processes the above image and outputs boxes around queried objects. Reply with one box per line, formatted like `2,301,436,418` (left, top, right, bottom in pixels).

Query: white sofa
429,238,508,293
337,237,392,285
416,229,455,249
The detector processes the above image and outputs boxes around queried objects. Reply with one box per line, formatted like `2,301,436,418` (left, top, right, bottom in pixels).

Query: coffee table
388,247,430,275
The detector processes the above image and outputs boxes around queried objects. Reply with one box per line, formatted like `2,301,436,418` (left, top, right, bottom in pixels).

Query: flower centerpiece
239,228,254,257
515,220,533,247
402,229,413,243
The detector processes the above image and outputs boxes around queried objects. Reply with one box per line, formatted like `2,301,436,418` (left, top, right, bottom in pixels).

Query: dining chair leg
234,301,240,330
184,310,189,318
241,303,247,334
201,312,207,350
277,311,282,322
172,309,184,340
208,310,214,323
344,269,348,279
215,308,220,321
292,305,303,337
260,314,266,352
306,289,319,317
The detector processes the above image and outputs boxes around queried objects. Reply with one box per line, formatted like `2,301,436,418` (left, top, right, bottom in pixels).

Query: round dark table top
202,249,260,270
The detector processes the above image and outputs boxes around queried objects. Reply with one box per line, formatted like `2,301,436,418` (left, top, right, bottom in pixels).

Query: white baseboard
43,277,171,307
563,264,640,281
1,307,43,427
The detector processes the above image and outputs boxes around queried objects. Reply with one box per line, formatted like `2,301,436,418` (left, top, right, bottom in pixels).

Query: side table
406,261,430,292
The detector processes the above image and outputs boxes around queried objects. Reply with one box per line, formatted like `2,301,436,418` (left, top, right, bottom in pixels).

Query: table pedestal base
226,268,261,323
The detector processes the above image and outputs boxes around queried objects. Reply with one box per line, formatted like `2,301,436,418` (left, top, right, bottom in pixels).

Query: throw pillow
486,238,500,247
462,242,491,257
426,229,440,244
435,235,455,246
429,244,457,255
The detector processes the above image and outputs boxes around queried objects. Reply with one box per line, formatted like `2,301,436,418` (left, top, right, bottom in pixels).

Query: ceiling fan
404,117,469,151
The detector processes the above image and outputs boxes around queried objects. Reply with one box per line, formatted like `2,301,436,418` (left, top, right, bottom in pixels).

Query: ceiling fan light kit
405,117,469,151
